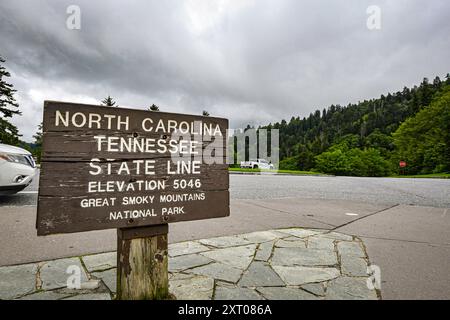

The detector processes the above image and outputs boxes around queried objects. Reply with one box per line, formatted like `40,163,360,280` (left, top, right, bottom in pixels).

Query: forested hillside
264,75,450,176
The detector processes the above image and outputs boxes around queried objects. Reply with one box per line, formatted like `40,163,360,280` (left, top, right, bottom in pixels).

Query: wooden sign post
36,101,229,300
117,225,169,300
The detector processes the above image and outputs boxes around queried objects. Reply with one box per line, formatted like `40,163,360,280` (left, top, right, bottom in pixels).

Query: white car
240,158,274,170
0,143,36,195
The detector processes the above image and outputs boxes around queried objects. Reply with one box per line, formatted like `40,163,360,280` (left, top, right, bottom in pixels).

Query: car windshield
259,159,268,163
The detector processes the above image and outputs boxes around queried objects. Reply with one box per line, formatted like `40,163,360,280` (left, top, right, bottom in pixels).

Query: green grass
390,172,450,179
229,167,450,178
228,167,326,176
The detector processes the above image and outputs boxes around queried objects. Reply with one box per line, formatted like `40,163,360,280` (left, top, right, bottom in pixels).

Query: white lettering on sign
48,107,227,228
160,192,206,203
167,160,201,175
91,136,200,154
80,197,116,208
87,180,166,193
55,111,222,136
89,159,156,175
55,110,129,130
122,196,155,205
162,206,185,215
144,117,207,134
109,209,157,221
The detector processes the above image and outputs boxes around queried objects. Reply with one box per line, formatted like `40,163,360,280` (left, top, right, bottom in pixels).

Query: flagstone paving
254,241,274,261
169,254,213,272
82,252,116,272
0,228,380,300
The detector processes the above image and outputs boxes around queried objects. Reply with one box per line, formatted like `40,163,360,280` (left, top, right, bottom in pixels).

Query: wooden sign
36,101,229,235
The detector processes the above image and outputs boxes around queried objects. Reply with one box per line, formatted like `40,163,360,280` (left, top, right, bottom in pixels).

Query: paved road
0,172,449,299
2,171,450,207
231,174,450,207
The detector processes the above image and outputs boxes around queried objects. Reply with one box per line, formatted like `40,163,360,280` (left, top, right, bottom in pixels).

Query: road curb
229,171,333,177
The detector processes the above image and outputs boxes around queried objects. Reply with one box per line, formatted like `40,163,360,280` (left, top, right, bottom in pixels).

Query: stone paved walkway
0,228,380,300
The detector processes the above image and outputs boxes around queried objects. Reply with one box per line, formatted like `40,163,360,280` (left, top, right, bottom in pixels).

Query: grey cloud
0,0,449,141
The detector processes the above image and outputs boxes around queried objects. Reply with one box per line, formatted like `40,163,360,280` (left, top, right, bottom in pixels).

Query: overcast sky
1,0,449,141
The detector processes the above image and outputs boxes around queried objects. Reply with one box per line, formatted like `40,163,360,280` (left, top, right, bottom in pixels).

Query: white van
0,143,36,195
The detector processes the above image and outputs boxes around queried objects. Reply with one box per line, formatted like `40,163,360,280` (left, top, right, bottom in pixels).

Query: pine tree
420,77,433,107
148,104,159,111
433,76,442,88
101,96,117,107
202,110,210,116
0,56,21,145
33,123,43,146
33,122,43,163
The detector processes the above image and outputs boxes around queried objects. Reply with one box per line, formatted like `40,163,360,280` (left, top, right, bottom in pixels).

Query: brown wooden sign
36,101,229,235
